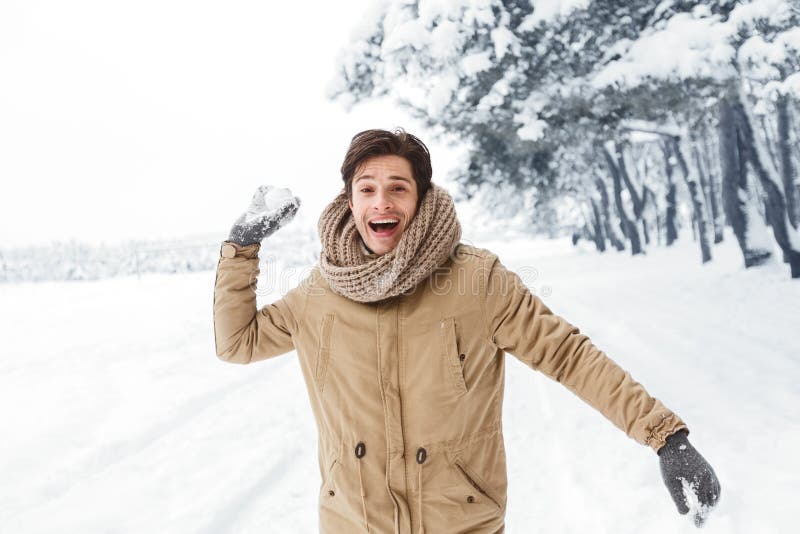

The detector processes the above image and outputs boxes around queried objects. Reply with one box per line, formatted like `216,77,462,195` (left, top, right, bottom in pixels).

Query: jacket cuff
220,241,260,259
644,413,689,452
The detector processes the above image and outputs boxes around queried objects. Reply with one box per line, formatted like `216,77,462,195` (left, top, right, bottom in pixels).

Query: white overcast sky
0,0,461,247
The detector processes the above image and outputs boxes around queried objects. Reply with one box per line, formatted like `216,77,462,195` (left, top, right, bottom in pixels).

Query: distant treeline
0,229,319,283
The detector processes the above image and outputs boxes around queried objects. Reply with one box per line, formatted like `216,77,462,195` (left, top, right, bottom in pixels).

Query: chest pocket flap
441,317,468,396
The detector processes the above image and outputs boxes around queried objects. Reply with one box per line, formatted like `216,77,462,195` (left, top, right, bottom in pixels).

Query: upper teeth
372,219,398,224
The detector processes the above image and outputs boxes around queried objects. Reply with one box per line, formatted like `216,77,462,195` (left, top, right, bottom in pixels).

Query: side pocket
454,459,502,510
316,313,335,394
322,458,342,496
440,317,468,396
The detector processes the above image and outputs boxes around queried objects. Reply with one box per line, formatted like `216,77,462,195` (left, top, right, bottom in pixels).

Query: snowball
244,186,297,223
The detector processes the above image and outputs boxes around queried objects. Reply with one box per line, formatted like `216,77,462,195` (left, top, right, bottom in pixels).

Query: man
213,129,719,533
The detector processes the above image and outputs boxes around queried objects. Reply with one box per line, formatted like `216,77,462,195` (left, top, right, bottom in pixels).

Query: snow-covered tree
542,0,800,272
332,0,800,277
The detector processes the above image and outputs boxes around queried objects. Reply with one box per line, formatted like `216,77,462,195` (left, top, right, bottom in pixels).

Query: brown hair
341,128,432,204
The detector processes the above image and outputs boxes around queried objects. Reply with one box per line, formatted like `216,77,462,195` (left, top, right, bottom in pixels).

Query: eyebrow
354,175,413,184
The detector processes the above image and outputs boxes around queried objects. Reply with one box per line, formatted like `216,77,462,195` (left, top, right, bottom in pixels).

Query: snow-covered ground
1,232,798,533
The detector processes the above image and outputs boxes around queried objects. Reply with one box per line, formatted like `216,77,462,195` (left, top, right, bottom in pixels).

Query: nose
373,189,393,211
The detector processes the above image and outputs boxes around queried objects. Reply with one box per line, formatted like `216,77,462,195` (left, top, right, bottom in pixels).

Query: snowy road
1,234,798,533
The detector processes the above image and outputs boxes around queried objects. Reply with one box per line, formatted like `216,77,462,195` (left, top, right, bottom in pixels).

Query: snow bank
2,232,797,532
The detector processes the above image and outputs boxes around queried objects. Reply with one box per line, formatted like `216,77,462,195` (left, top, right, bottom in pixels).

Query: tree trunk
735,96,800,278
691,140,712,214
661,141,679,246
692,138,723,244
617,142,649,246
776,92,799,229
589,198,606,252
700,125,725,243
791,100,800,199
642,185,657,247
603,146,643,255
641,218,650,245
595,177,626,251
655,209,663,246
665,181,678,246
671,137,712,263
718,94,772,268
759,113,781,172
616,142,645,219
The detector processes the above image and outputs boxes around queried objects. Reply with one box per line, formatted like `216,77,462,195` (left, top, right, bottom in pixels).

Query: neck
359,236,376,256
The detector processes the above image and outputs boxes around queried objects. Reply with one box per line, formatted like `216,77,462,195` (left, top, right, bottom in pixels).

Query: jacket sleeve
213,241,301,364
481,254,687,452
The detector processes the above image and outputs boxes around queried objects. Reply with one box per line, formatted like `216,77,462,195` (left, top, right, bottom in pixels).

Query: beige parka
213,241,687,534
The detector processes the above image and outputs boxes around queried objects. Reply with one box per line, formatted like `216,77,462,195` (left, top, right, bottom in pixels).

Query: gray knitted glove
227,186,301,246
658,430,720,527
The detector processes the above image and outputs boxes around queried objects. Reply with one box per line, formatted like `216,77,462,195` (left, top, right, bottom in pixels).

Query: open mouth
368,218,400,236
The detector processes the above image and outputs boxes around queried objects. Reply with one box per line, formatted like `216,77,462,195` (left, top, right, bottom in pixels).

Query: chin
368,242,394,255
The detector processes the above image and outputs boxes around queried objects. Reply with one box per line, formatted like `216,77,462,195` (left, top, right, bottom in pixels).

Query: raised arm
213,186,303,364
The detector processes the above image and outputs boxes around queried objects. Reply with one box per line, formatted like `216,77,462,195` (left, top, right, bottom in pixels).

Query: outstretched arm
482,254,719,525
482,254,685,449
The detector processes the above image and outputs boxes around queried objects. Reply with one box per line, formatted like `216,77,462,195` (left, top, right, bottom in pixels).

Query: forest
331,0,800,278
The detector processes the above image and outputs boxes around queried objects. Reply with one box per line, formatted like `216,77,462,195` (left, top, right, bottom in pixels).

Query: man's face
348,154,419,255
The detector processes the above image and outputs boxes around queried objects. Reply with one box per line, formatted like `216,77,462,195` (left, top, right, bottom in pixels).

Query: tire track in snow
198,449,297,534
28,356,296,510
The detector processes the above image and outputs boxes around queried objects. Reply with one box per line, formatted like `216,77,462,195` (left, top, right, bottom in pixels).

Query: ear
348,198,353,211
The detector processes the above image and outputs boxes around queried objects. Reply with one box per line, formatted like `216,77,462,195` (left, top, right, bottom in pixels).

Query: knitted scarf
317,185,462,303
